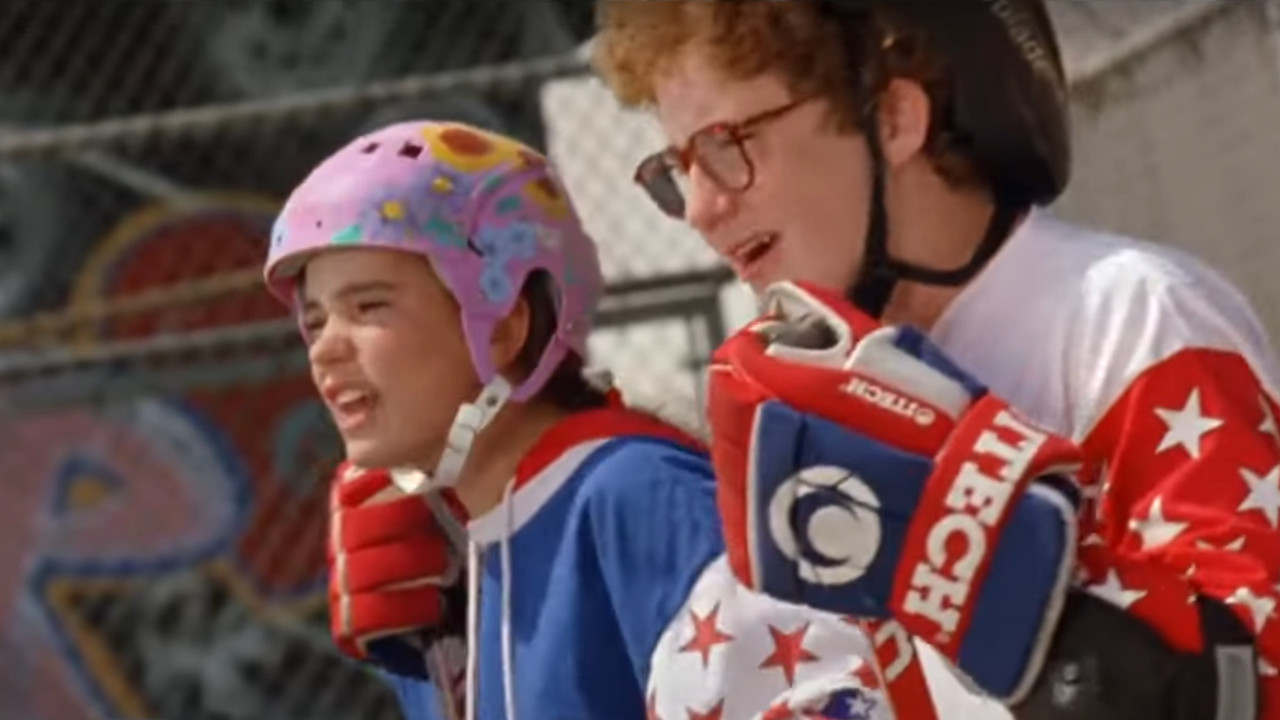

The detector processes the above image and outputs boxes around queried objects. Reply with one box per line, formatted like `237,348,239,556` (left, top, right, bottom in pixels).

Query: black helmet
819,0,1071,316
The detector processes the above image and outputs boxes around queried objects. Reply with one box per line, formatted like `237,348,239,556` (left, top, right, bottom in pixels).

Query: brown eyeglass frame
633,96,814,218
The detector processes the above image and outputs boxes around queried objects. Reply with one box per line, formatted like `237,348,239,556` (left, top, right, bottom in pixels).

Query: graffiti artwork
0,196,398,720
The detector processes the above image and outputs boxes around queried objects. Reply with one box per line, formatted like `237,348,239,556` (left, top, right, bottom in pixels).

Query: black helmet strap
847,97,894,316
847,98,1025,318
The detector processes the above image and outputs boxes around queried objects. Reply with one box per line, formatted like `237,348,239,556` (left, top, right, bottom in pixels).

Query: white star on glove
1195,536,1248,552
1154,388,1223,459
1258,394,1280,445
1238,463,1280,528
1081,532,1105,547
1128,496,1189,550
848,693,877,719
1086,569,1147,610
1226,586,1276,633
1081,460,1110,524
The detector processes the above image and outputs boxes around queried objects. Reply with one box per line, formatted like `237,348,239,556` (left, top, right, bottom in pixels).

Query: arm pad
1010,591,1259,720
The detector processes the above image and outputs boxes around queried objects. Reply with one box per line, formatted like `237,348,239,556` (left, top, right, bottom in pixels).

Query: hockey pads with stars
705,281,1086,704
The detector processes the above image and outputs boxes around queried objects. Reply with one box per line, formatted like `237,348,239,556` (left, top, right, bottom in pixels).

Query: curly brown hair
591,0,980,187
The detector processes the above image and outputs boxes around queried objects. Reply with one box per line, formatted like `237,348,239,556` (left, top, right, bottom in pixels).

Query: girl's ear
490,294,532,378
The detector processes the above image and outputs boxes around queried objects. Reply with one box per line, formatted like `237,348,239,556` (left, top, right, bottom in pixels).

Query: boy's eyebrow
302,280,397,312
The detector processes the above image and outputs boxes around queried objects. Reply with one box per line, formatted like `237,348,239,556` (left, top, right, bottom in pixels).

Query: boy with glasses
592,2,1280,719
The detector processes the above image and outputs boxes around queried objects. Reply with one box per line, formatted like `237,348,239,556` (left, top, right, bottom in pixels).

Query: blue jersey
388,405,722,720
388,405,880,720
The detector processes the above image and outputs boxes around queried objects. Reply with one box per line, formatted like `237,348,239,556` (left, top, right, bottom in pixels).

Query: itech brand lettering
842,377,937,427
899,409,1047,634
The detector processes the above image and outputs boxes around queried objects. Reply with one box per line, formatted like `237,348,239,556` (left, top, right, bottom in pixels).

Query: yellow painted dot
381,200,405,220
67,474,115,510
431,176,454,193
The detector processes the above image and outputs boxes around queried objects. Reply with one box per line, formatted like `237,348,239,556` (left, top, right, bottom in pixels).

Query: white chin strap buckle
389,377,514,494
389,467,430,495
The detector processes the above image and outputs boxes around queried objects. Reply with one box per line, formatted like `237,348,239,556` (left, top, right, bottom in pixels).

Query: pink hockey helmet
264,120,604,403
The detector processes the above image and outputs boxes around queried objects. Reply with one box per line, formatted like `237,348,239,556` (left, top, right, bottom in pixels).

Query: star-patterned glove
706,281,1085,706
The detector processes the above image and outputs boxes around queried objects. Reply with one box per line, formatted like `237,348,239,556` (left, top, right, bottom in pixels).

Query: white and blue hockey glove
706,281,1085,708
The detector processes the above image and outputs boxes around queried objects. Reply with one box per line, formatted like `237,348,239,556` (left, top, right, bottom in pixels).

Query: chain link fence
2,2,1279,720
0,2,722,719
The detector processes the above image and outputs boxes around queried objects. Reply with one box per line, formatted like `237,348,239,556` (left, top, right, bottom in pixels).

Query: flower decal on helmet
476,222,538,262
424,213,468,251
426,165,472,218
473,221,542,303
535,226,562,252
479,264,514,303
358,190,425,246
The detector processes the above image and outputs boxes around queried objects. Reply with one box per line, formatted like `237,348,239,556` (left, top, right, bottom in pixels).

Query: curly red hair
591,0,980,186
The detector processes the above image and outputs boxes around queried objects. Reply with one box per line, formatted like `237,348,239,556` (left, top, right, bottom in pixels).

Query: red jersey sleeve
1073,274,1280,708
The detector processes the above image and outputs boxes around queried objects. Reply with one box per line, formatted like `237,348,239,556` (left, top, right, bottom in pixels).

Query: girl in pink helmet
263,121,875,720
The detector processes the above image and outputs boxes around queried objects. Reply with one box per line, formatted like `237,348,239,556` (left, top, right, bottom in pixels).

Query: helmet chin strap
847,97,894,317
390,376,514,495
846,99,1025,319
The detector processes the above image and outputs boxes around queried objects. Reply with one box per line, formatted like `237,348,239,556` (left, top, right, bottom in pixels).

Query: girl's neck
452,399,570,519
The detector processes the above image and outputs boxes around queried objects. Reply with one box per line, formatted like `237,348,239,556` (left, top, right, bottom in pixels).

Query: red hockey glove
328,461,468,702
706,282,1086,709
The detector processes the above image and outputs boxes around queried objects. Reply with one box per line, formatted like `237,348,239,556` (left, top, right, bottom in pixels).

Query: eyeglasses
633,97,813,219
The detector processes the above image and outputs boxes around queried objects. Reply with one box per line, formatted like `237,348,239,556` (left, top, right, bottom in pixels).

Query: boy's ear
879,77,932,169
